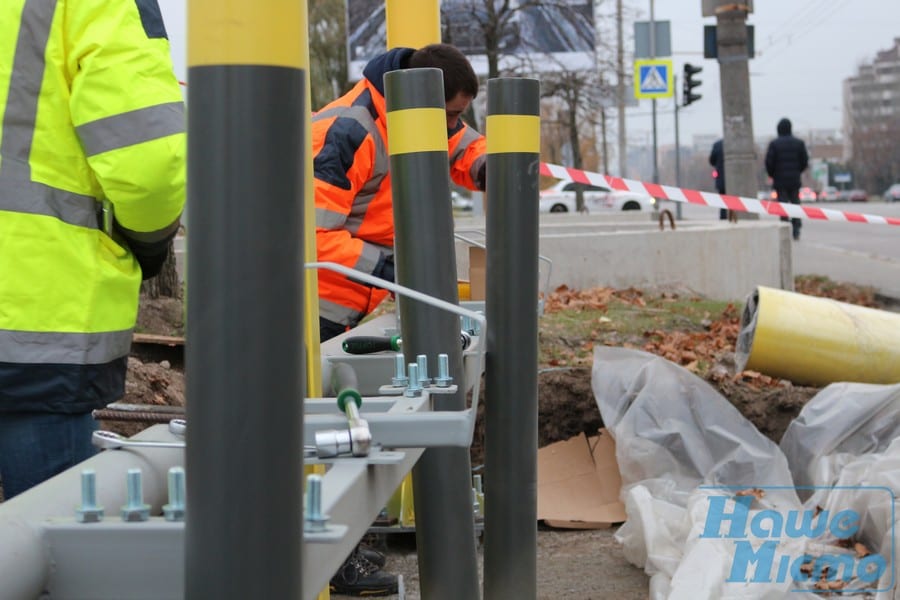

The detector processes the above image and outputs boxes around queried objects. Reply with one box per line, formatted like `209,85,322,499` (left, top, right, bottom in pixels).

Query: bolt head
304,516,330,533
163,505,186,522
121,504,151,522
75,507,104,523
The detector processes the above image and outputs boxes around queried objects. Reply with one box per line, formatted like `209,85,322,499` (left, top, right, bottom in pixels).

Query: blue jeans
0,412,97,500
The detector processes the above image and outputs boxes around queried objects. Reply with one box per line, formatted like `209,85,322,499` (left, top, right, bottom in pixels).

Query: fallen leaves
543,285,645,313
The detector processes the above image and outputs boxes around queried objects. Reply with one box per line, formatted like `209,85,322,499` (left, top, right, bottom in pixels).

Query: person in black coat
709,138,728,220
765,118,809,240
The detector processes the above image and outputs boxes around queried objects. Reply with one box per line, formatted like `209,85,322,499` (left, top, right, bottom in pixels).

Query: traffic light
683,63,703,106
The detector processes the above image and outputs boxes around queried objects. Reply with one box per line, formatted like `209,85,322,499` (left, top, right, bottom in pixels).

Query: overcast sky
627,0,900,146
160,0,898,146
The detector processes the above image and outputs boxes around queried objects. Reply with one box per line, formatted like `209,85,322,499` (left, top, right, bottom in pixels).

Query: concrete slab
455,215,792,302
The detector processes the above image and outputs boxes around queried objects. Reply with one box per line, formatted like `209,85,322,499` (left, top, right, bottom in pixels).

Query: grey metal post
716,3,758,211
184,7,307,598
674,77,683,219
385,67,480,599
483,77,541,600
650,0,659,185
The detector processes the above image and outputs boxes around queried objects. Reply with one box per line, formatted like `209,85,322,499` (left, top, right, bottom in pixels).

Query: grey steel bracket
305,262,487,449
377,383,458,396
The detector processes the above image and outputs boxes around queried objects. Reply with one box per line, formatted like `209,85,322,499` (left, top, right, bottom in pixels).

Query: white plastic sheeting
592,346,899,599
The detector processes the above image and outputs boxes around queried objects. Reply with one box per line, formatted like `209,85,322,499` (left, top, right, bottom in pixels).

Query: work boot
358,544,386,568
330,547,398,597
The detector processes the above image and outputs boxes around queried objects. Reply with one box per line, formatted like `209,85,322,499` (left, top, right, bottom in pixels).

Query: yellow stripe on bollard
386,108,447,155
386,0,441,50
188,1,308,67
486,115,540,154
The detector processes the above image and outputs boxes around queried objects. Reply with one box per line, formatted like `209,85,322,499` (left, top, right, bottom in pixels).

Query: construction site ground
123,275,892,599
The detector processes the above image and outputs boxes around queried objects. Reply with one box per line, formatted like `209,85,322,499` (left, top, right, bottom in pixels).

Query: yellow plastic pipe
736,286,900,387
386,0,441,49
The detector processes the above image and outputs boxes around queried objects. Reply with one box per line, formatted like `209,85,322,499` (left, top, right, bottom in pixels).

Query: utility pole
650,0,658,184
715,2,757,216
674,75,682,219
601,106,610,175
616,0,626,176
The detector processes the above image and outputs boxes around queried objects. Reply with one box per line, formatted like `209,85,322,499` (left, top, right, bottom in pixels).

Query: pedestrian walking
765,118,809,240
709,138,729,220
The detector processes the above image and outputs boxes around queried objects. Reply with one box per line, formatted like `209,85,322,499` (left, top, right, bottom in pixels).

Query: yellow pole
736,286,900,387
385,0,441,49
299,11,328,600
303,29,322,399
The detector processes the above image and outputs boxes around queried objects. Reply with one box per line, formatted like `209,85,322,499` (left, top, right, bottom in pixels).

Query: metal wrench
93,429,319,456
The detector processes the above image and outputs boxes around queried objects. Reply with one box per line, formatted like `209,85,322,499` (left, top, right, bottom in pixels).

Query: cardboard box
468,246,486,301
537,429,627,529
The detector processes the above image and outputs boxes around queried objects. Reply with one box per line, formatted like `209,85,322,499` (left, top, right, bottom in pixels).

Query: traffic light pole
674,76,682,219
715,3,757,213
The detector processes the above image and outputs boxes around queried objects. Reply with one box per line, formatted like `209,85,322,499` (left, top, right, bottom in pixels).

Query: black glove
373,254,394,284
115,221,179,280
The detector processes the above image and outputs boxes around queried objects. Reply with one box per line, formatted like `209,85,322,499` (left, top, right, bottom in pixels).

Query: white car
539,180,656,213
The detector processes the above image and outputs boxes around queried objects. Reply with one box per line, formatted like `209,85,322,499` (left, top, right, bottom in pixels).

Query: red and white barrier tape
539,162,900,227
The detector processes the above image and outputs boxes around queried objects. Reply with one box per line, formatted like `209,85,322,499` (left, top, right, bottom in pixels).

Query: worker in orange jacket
313,43,486,343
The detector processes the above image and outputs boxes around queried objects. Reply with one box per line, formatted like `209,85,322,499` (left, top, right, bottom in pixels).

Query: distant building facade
843,37,900,163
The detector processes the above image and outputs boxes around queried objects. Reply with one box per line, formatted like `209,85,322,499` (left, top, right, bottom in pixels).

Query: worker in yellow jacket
0,0,185,499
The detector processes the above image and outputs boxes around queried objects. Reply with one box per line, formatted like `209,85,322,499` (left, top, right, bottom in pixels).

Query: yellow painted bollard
736,286,900,387
385,0,440,50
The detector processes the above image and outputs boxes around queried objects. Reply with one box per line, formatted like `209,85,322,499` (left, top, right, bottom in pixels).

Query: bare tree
442,0,596,80
309,0,350,110
140,240,180,299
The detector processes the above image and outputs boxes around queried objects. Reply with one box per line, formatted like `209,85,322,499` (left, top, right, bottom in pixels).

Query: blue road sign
634,59,673,99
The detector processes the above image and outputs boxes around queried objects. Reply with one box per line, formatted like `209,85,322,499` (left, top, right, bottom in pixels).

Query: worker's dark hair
407,43,479,102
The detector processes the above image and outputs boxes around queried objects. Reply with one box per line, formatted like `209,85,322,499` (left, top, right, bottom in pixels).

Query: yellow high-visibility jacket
0,0,185,412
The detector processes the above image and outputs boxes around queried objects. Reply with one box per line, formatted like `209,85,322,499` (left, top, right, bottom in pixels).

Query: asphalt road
672,199,900,301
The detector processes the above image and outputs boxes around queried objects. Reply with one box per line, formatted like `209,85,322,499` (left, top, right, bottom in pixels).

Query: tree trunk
141,240,180,299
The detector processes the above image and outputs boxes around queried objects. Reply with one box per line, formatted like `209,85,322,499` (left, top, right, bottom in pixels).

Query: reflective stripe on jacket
0,0,185,411
313,48,485,327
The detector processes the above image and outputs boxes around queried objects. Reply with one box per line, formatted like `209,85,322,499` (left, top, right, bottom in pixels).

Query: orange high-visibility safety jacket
313,48,485,329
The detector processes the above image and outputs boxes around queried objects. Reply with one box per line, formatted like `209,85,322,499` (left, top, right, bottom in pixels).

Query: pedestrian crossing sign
634,59,673,99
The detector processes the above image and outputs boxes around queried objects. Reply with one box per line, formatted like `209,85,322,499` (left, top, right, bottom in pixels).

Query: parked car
539,180,656,213
451,190,473,211
848,189,868,202
883,183,900,203
798,187,817,202
818,186,839,202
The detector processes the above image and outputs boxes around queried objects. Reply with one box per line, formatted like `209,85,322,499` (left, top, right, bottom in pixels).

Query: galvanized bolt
121,468,150,522
416,354,431,386
404,363,423,397
391,353,409,387
434,353,453,387
304,474,329,532
461,316,474,334
75,469,104,523
163,467,186,522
